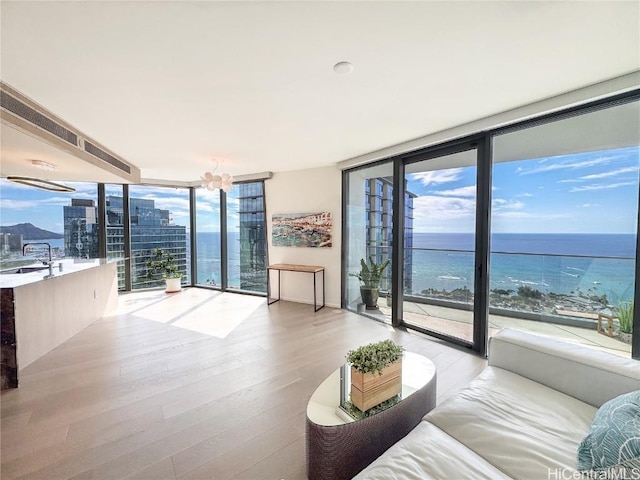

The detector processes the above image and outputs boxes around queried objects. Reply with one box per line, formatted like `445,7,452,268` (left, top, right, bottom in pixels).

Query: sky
406,145,640,234
0,181,240,234
0,145,638,235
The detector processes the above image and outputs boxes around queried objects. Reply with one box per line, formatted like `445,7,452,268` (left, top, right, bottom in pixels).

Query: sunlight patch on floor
172,292,265,338
117,288,216,324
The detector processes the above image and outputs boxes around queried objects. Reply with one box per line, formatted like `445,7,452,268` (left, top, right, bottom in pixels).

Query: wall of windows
1,179,268,298
343,93,640,359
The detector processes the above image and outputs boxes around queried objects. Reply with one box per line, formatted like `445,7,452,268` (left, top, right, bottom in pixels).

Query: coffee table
306,351,436,480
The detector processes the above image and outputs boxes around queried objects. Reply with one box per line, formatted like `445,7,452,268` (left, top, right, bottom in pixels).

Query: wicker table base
306,354,436,480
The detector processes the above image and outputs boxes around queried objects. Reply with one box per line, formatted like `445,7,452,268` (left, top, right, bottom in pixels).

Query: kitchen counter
0,258,119,288
1,258,118,389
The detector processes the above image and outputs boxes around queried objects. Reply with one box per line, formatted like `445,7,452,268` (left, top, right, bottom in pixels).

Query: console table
267,263,325,312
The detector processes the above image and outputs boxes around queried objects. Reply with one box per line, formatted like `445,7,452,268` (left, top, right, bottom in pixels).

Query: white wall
265,166,342,308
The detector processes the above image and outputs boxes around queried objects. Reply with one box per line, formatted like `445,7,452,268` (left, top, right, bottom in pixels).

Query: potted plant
146,248,183,293
350,256,390,310
616,301,634,344
346,339,403,411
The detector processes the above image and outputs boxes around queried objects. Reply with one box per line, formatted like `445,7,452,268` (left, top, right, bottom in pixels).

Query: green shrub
346,339,403,375
617,302,634,334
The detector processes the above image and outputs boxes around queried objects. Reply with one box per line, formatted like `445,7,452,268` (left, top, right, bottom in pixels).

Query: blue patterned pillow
577,390,640,477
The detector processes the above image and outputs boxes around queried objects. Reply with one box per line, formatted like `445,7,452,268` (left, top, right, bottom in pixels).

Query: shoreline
419,285,614,319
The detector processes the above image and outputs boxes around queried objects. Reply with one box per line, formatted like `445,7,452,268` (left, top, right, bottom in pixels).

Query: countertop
0,258,118,288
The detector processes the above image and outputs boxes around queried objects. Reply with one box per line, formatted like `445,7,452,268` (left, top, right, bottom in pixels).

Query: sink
0,266,49,275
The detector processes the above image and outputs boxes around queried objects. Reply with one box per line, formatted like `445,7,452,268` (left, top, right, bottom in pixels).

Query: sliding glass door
402,147,480,344
343,92,639,358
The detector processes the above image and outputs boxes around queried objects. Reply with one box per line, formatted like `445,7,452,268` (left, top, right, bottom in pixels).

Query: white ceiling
1,1,639,184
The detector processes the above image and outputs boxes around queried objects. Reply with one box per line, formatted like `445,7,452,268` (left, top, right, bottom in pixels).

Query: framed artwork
272,212,332,247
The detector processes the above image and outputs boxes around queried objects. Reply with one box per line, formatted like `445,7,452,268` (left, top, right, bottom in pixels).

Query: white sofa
354,329,640,480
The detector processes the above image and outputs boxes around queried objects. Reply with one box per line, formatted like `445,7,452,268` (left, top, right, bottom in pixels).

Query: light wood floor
1,288,486,480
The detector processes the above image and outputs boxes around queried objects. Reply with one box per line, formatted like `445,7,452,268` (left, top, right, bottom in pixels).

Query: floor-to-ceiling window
226,181,267,293
105,184,126,290
195,187,222,287
490,99,639,356
128,185,191,290
344,161,394,321
343,93,639,359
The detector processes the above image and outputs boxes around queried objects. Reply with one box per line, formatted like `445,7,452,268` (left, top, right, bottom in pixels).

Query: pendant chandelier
6,160,76,192
201,159,233,193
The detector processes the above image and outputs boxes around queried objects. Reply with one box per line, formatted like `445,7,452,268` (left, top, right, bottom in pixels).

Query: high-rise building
64,199,99,258
64,196,187,289
236,182,267,292
365,177,415,293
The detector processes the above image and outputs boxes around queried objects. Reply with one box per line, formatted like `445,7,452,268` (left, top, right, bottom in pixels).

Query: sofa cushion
489,329,640,408
426,366,597,479
352,421,512,480
577,390,640,475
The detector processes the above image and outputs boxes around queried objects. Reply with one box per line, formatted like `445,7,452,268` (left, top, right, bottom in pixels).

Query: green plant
617,301,634,334
346,339,403,375
146,248,182,279
349,256,390,289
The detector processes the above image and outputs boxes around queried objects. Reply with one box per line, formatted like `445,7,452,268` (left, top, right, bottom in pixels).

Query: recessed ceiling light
333,62,354,74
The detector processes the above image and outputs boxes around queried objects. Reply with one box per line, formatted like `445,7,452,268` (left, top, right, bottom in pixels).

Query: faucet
23,242,53,265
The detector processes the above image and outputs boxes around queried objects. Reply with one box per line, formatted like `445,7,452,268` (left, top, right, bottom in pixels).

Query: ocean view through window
343,97,639,357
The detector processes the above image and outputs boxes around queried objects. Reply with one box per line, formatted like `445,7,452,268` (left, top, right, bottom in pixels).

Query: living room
1,2,639,479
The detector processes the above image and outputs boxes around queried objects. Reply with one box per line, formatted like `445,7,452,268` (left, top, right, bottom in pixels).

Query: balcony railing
404,247,635,326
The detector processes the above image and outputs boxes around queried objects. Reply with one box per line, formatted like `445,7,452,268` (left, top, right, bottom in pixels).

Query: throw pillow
577,390,640,479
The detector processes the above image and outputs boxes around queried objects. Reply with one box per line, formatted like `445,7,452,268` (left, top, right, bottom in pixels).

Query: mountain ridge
0,223,64,240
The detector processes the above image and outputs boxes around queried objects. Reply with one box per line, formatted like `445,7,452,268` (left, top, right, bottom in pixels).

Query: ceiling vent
84,141,131,174
1,82,140,182
0,90,78,146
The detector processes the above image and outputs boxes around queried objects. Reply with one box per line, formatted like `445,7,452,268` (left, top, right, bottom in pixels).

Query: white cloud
0,198,38,210
558,179,582,183
516,192,533,197
495,200,524,210
518,156,614,175
410,168,463,186
412,195,475,219
579,166,638,180
578,203,599,208
435,185,476,197
570,181,636,192
493,210,569,220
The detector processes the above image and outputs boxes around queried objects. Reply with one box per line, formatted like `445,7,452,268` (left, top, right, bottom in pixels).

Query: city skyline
0,182,242,234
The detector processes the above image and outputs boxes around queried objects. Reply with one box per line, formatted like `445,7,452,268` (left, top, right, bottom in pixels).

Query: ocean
409,233,636,303
37,232,637,303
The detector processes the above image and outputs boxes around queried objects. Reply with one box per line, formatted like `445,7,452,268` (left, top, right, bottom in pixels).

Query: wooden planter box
350,358,402,411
